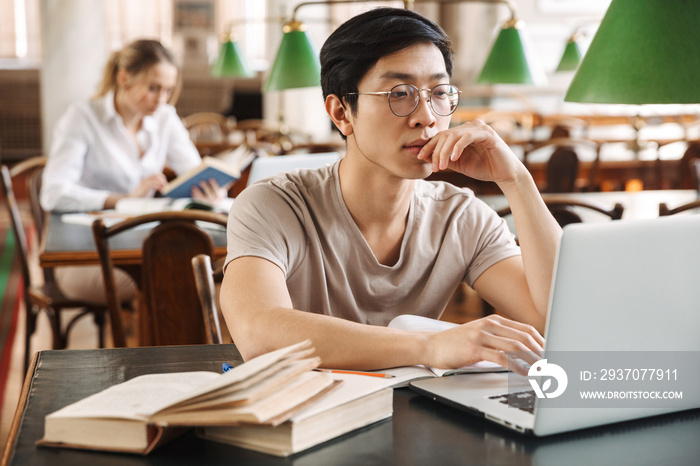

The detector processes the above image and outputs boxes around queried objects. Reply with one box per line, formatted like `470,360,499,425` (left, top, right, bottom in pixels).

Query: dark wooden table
39,213,228,268
3,345,700,465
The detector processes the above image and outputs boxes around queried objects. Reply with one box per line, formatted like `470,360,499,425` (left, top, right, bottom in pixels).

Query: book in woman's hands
37,341,334,454
380,315,508,387
161,156,241,198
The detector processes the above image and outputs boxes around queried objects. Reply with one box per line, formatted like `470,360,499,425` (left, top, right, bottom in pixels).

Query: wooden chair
191,254,223,345
480,197,624,316
675,141,700,190
477,111,531,145
659,199,700,216
524,138,600,192
1,165,108,373
543,117,589,140
182,112,234,143
497,198,624,229
9,156,48,242
234,119,312,152
92,210,227,347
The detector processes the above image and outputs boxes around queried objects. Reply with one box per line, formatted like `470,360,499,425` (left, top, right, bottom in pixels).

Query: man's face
345,42,452,180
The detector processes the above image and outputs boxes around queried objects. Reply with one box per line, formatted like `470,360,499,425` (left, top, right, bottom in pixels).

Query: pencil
316,369,395,378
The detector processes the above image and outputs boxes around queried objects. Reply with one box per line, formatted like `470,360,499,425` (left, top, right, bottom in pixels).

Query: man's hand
425,314,544,376
416,120,526,187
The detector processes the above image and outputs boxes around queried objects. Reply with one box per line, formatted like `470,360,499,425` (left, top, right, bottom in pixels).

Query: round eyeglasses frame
345,83,461,117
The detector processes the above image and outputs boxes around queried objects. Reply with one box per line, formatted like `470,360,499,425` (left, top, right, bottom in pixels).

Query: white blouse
41,91,201,212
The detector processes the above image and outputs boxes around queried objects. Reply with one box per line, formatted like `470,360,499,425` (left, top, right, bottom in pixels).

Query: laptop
410,214,700,436
246,152,341,187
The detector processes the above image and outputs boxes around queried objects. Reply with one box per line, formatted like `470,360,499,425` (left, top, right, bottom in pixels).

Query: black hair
320,7,454,133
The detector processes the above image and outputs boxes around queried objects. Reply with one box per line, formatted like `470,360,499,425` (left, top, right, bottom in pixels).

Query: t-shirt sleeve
462,197,520,286
224,181,307,275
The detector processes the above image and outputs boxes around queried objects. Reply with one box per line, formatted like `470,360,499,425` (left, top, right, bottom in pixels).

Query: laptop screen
247,153,341,187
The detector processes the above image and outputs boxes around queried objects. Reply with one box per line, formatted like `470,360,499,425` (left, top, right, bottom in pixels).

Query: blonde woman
41,39,226,304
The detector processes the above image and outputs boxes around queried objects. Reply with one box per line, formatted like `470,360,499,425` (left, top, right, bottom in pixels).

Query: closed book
199,372,394,457
37,341,333,454
161,156,240,198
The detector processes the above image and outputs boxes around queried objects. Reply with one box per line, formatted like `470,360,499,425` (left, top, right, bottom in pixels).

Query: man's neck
338,152,415,266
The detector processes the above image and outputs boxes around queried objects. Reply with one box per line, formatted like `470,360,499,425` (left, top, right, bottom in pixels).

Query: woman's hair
320,7,454,117
94,39,181,104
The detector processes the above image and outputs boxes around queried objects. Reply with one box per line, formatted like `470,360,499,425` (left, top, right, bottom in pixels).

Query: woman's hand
417,120,526,187
425,314,544,376
190,179,231,205
129,173,168,198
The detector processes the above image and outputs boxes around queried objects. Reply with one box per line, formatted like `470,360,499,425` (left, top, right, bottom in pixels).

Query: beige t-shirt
225,161,519,326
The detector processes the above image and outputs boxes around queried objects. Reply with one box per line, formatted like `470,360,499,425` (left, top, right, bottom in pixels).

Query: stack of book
38,340,394,456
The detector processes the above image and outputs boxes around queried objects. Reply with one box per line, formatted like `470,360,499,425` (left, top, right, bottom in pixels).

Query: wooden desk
4,345,700,465
39,213,228,268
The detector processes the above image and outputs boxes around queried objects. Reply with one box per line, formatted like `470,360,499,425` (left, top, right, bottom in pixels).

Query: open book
161,156,241,198
37,341,334,454
379,315,508,387
199,372,394,457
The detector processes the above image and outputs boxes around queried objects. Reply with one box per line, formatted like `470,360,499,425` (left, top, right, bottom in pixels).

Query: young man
221,8,561,373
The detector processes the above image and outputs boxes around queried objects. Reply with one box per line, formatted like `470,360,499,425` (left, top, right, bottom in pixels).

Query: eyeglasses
345,83,461,117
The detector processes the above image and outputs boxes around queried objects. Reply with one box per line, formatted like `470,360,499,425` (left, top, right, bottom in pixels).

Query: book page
157,341,316,412
387,314,506,376
115,197,192,214
214,145,257,172
387,314,459,332
290,372,395,421
60,212,126,227
46,372,220,421
378,366,438,388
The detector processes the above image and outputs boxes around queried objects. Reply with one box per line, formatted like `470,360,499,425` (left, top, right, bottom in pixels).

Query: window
0,0,40,60
0,0,266,68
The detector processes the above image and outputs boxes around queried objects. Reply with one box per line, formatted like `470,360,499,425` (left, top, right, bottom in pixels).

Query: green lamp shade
565,0,700,103
211,40,255,78
264,30,321,91
476,26,547,85
556,40,582,72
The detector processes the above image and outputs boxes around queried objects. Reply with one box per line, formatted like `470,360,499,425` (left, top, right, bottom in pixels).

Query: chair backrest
659,199,700,216
676,141,700,190
247,153,341,186
92,210,227,347
8,156,47,240
546,147,580,193
525,138,600,192
0,165,31,287
182,112,233,144
497,197,624,230
191,254,223,345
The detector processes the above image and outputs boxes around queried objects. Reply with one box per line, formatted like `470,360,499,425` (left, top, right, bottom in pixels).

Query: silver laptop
411,214,700,436
246,152,341,187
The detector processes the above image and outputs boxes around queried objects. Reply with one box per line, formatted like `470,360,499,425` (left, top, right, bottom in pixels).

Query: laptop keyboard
488,390,536,414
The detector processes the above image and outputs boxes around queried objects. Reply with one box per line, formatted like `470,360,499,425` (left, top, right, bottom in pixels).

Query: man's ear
325,95,353,137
